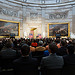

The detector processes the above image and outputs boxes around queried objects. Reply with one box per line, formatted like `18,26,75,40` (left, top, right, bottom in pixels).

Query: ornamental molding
49,11,68,19
0,7,18,17
7,0,75,8
30,13,38,20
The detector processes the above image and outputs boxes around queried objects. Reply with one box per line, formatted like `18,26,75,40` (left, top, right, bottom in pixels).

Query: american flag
38,34,42,39
29,33,33,39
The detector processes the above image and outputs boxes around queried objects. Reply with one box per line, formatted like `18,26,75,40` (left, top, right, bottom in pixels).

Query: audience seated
32,41,46,65
27,41,35,52
0,41,17,69
13,44,38,75
56,40,67,56
55,39,61,48
41,43,64,69
35,41,46,51
41,43,64,75
63,44,75,66
0,38,75,75
62,44,75,75
32,41,46,57
0,43,3,51
31,40,38,48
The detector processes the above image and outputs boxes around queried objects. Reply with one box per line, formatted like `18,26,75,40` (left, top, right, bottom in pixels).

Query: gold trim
31,28,37,31
48,22,70,38
68,22,70,37
0,19,20,38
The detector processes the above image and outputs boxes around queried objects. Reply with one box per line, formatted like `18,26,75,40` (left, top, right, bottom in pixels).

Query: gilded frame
0,19,20,38
48,23,70,38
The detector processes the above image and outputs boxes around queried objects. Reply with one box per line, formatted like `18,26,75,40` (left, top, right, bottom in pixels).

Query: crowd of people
0,37,75,75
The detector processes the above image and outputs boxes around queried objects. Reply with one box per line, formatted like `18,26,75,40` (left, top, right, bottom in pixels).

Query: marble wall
0,0,75,38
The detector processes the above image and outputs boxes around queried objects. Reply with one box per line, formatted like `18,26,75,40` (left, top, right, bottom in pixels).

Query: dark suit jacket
13,56,38,71
63,54,75,66
63,54,75,75
0,48,17,69
41,53,64,69
1,48,16,59
56,46,67,56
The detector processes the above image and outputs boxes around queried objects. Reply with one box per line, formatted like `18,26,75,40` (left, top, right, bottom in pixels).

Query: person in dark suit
63,44,75,66
62,45,75,75
32,41,46,66
56,40,67,56
1,42,16,59
41,43,64,69
13,44,38,75
0,41,17,69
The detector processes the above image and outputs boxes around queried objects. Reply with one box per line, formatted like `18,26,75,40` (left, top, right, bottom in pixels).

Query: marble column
72,5,75,35
41,7,46,38
22,5,27,38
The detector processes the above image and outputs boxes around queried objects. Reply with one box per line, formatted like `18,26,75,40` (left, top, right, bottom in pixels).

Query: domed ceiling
19,0,74,4
22,0,57,4
0,0,75,9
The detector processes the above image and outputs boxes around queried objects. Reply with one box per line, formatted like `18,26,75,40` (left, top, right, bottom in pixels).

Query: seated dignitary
13,44,38,75
41,43,64,69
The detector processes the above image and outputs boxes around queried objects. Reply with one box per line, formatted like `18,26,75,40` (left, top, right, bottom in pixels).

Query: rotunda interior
0,0,75,38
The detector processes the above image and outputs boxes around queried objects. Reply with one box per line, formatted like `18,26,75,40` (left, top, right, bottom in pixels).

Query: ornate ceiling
0,0,75,8
18,0,74,4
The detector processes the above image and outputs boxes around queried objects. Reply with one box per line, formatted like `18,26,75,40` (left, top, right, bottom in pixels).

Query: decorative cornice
49,11,68,19
6,0,75,8
0,7,19,17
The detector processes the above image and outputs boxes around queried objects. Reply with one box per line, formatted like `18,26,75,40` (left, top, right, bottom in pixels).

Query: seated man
41,43,64,69
13,44,38,75
56,40,67,56
62,45,75,75
0,41,17,69
1,41,16,59
63,44,75,66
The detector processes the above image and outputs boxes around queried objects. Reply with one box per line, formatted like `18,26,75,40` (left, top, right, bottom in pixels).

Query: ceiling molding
5,0,75,8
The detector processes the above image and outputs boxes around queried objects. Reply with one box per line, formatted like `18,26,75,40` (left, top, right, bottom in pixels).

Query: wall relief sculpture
0,7,18,17
49,11,68,19
30,13,38,20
